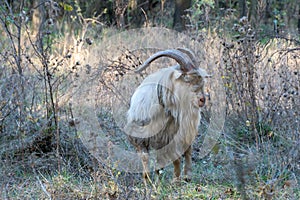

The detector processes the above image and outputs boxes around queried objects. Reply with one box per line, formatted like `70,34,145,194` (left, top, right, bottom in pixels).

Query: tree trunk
115,0,127,29
248,0,257,25
31,0,40,36
173,0,191,31
298,6,300,34
239,0,247,18
264,0,271,25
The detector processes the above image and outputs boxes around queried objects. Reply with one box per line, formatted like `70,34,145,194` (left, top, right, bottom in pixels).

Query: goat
125,48,209,182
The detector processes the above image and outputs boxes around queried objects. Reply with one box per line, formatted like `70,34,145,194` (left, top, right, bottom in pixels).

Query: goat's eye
182,74,192,82
192,85,202,92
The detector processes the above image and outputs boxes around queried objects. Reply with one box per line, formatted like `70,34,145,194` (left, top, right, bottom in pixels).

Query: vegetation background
0,0,299,199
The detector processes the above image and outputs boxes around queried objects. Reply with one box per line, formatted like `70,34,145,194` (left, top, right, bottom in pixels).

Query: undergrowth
0,1,299,199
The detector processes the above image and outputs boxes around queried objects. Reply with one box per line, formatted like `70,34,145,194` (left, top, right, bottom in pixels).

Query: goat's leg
154,169,161,184
141,152,150,183
155,154,163,183
172,158,181,182
183,146,192,181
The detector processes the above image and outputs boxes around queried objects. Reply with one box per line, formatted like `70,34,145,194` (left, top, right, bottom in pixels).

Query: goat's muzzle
198,95,206,107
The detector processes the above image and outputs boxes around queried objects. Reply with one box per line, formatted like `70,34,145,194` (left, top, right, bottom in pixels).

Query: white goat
125,48,209,182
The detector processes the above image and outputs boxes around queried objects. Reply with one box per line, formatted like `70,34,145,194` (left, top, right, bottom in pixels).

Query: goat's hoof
171,177,181,185
143,173,151,184
183,175,192,182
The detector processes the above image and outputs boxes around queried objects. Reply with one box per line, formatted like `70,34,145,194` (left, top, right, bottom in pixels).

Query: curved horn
177,48,211,77
177,47,198,66
135,49,195,73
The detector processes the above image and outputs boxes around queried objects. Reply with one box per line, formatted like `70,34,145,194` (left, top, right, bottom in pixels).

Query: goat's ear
174,70,200,82
173,70,185,80
204,74,212,78
198,68,212,78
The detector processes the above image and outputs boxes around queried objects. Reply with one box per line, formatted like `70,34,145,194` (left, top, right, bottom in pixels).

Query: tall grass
0,3,299,199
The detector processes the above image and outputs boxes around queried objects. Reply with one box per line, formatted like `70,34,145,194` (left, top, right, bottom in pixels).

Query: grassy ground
0,24,299,199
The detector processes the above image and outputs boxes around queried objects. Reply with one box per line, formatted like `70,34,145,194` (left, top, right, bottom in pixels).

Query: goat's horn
176,48,198,66
135,49,195,73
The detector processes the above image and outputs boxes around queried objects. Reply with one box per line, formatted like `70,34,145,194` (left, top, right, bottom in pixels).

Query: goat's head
135,48,209,107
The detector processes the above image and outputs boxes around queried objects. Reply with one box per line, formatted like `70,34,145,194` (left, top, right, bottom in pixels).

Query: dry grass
0,22,299,199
